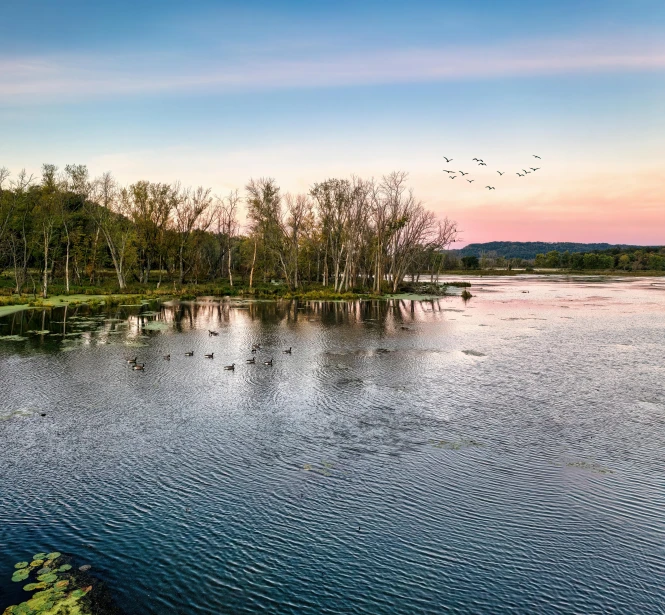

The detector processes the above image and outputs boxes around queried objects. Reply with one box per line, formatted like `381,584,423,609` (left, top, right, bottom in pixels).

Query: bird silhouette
442,169,454,173
283,347,292,354
478,162,487,166
208,330,218,336
204,353,214,359
246,357,256,364
517,173,524,177
163,354,170,360
497,171,505,176
523,169,531,174
224,364,235,371
472,158,479,161
449,175,457,179
530,167,540,171
533,155,541,159
485,186,495,190
185,351,194,356
459,171,468,176
467,179,475,183
264,358,273,366
443,157,453,162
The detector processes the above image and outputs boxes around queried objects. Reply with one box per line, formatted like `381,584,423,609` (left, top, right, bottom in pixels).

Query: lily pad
54,580,69,590
29,559,44,567
57,564,72,572
14,562,29,569
23,582,46,592
32,553,47,560
45,552,61,560
11,569,29,582
36,567,51,574
37,572,57,583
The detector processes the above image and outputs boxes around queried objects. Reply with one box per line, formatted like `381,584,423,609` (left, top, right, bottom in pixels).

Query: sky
1,0,664,246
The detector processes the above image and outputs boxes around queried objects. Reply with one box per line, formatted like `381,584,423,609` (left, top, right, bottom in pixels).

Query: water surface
1,276,664,614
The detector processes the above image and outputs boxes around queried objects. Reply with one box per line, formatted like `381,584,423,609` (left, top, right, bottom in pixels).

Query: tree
461,255,479,270
173,185,213,285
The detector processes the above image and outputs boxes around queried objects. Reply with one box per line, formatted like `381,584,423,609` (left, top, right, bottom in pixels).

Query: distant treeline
459,241,640,260
457,246,665,271
0,164,459,297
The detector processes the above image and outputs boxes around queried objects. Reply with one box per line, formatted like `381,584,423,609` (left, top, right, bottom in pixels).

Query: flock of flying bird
442,154,542,190
125,332,292,372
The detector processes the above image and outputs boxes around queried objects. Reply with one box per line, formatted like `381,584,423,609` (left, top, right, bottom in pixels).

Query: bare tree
215,190,240,286
173,185,214,285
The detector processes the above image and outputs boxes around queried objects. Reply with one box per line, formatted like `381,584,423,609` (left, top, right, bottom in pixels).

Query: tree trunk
65,239,70,293
249,239,257,289
228,244,233,287
42,232,49,299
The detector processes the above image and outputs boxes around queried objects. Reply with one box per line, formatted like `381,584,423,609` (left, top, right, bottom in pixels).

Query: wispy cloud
1,35,664,103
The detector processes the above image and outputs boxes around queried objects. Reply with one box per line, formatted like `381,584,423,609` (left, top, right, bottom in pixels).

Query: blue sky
1,0,664,243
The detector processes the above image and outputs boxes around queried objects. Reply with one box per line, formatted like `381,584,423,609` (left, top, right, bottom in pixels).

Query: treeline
533,247,665,271
459,241,630,260
0,165,458,297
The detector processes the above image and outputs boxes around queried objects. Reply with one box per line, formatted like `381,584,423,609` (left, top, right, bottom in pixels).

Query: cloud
1,35,664,103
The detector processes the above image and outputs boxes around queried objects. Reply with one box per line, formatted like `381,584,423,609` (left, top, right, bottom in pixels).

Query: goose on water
264,358,273,366
185,351,194,356
163,354,170,360
205,353,214,359
283,347,292,354
209,330,219,336
246,357,256,364
127,357,137,364
224,364,235,371
133,363,145,371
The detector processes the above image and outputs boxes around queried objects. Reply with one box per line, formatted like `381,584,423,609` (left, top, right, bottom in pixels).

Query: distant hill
457,242,639,259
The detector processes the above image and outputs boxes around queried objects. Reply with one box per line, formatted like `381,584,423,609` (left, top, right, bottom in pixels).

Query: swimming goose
204,353,214,359
224,364,235,371
263,358,273,366
133,363,145,371
185,351,194,356
163,354,170,360
126,357,137,364
246,357,256,364
209,330,219,336
252,344,262,350
283,347,292,354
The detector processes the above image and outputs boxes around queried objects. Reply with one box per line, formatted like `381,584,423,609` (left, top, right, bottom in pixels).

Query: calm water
1,277,664,614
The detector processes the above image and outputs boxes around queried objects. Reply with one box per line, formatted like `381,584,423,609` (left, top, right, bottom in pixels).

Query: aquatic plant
4,552,99,615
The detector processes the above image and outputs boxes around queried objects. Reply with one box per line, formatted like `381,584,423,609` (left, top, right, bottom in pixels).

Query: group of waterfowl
442,154,543,190
126,340,293,372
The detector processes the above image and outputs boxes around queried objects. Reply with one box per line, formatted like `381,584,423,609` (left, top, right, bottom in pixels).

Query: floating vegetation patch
430,438,481,450
462,349,486,357
3,551,123,615
566,461,613,474
0,335,28,342
141,321,169,331
302,461,334,476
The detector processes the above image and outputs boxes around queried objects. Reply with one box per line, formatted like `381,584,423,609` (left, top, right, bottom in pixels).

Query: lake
1,276,664,614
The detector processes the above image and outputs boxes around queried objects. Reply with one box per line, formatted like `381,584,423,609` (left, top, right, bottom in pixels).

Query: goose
204,353,214,359
443,156,453,162
246,357,256,364
283,347,292,354
449,175,457,179
497,171,505,176
224,363,235,371
467,179,474,183
185,351,194,356
522,169,531,174
516,173,524,177
126,357,137,364
485,186,495,190
459,171,468,176
252,344,262,350
263,358,273,366
208,330,219,336
533,155,541,159
163,354,170,360
133,363,145,371
530,167,540,171
442,169,454,173
478,162,487,166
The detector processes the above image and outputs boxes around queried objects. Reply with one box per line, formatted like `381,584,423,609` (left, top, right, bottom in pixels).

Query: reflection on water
1,276,664,614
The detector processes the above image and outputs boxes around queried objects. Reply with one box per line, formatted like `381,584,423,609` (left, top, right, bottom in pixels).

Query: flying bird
516,173,524,177
523,169,531,174
442,169,454,173
467,179,475,183
485,186,495,190
533,155,541,159
459,171,469,176
530,167,540,171
443,157,453,162
449,175,457,179
497,171,505,176
478,162,487,166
